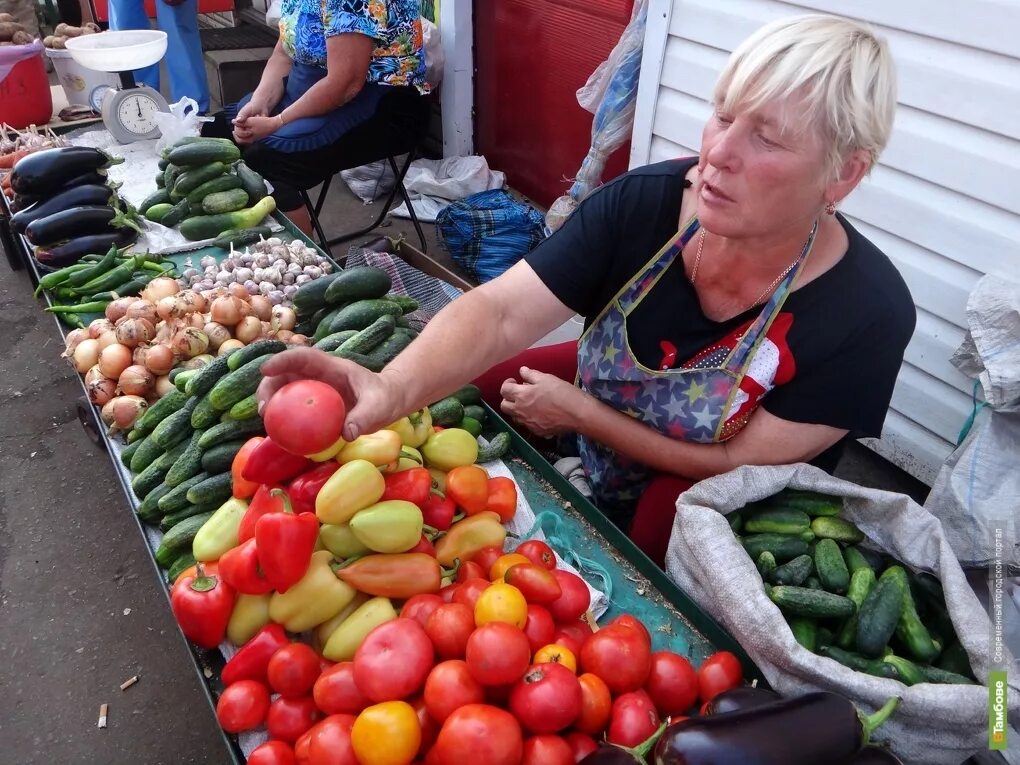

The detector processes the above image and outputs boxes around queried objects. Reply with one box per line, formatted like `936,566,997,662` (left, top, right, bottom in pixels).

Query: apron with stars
575,215,817,522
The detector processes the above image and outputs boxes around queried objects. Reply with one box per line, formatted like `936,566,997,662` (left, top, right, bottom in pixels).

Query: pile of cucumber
429,383,489,437
732,489,977,686
296,265,421,373
139,137,277,243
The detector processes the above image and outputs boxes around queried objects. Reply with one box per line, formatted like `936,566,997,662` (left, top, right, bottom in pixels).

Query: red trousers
473,341,692,568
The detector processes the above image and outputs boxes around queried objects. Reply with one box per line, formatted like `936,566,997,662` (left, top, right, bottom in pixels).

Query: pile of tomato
214,537,744,765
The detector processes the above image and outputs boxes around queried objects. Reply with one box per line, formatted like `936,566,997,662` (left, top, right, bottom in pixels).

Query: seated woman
257,14,916,567
204,0,430,234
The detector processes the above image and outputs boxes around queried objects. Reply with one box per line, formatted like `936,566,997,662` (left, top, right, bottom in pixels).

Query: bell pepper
192,497,248,563
307,435,347,462
231,437,264,499
237,484,285,544
420,492,456,531
269,550,358,632
242,436,312,485
315,592,371,651
221,623,290,686
434,511,507,566
336,553,455,598
287,462,341,515
321,596,398,662
338,429,403,467
319,523,371,559
349,500,424,553
256,489,319,593
421,428,478,471
387,407,433,448
381,467,432,507
446,465,490,515
395,446,424,472
218,538,274,595
170,563,236,648
486,476,518,523
315,459,385,524
227,593,273,646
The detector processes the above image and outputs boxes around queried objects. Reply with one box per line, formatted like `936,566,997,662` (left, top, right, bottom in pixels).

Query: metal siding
632,0,1020,483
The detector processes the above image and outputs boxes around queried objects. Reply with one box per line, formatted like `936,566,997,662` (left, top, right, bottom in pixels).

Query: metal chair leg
389,155,428,253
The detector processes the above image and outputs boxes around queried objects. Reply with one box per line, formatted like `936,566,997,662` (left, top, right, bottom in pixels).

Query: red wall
474,0,635,208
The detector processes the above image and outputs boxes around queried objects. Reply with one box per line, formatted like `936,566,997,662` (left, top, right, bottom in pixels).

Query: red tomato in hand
522,735,574,765
248,740,297,765
606,689,659,748
313,662,370,715
452,578,490,611
353,618,434,702
472,545,504,575
307,714,357,765
522,604,556,654
645,651,698,716
579,625,652,694
216,679,271,733
401,593,445,627
547,570,590,623
431,704,523,765
465,622,531,686
425,603,475,659
697,651,743,703
268,643,322,699
563,731,598,762
263,380,346,456
424,660,486,722
267,696,321,743
508,663,583,734
575,672,612,735
515,540,557,570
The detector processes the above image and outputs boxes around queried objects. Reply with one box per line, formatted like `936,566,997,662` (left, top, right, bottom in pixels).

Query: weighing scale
64,30,169,144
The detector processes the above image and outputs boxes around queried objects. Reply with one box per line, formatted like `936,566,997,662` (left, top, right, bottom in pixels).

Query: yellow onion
88,318,114,339
154,375,175,397
141,276,179,302
234,316,262,344
86,372,117,405
143,344,175,376
248,294,272,321
70,338,100,373
188,311,206,329
203,322,231,351
271,305,297,333
227,283,250,300
101,395,148,432
176,291,205,314
182,354,214,370
115,318,156,348
210,296,243,326
275,329,294,343
124,300,157,323
98,343,133,380
173,327,209,358
156,295,179,322
62,328,90,356
288,334,309,346
105,297,136,324
218,338,244,355
97,329,120,351
117,364,155,396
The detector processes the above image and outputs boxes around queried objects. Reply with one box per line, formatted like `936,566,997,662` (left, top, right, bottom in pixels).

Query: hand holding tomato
263,379,346,456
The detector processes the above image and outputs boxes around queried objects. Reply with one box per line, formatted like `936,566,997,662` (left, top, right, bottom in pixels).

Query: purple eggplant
34,228,137,268
652,692,900,765
25,203,142,247
11,147,123,196
581,722,667,764
849,746,905,764
11,184,115,233
703,686,779,716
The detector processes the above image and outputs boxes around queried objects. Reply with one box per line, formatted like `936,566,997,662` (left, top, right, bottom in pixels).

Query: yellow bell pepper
316,459,386,524
320,523,371,559
314,592,370,650
269,550,358,632
307,436,347,462
421,428,478,470
394,446,424,472
322,596,398,662
428,467,447,492
192,497,248,562
350,500,424,553
386,408,433,448
227,593,272,646
434,511,507,566
338,430,403,467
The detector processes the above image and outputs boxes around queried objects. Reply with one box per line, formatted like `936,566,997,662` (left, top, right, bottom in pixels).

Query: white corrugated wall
629,0,1020,483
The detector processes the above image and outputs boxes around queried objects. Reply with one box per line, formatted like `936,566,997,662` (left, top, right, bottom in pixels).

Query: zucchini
197,417,265,450
755,551,777,579
769,586,855,619
179,196,277,241
166,552,196,583
476,432,511,463
158,472,209,514
200,439,247,474
337,314,396,355
130,442,187,499
160,502,220,533
186,352,236,396
186,472,233,506
203,188,249,214
119,439,142,469
144,203,174,223
835,567,877,649
164,431,206,487
173,161,228,198
137,481,175,524
450,384,482,406
208,355,270,410
811,516,865,544
767,489,843,517
789,617,817,652
769,554,814,586
185,173,243,205
138,187,171,214
160,198,191,228
191,396,221,429
741,533,811,563
226,338,287,371
384,294,419,313
744,507,812,535
314,330,359,352
233,160,268,202
212,225,272,251
327,298,404,334
323,266,392,305
462,405,486,423
430,397,465,427
293,272,343,316
155,512,215,568
149,398,199,449
167,141,241,167
129,435,164,473
855,571,903,658
225,394,259,421
814,538,850,594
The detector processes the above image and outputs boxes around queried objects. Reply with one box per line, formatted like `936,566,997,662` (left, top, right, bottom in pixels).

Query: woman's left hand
500,366,589,437
233,114,282,145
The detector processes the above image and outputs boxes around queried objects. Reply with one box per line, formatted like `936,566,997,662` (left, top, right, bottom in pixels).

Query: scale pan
65,30,168,73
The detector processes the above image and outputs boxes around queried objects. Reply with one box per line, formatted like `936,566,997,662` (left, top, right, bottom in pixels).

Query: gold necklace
689,228,803,312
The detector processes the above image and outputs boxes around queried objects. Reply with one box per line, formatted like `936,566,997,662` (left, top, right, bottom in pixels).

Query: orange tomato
533,643,577,673
490,553,530,582
474,582,528,629
575,673,612,735
351,701,421,765
445,465,490,515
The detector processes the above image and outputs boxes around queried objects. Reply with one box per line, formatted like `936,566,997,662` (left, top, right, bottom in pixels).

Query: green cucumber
741,533,811,563
855,571,904,658
160,198,191,228
155,512,215,568
119,439,142,469
208,356,270,410
139,187,171,214
293,272,343,316
323,266,391,305
190,396,221,429
394,314,412,329
769,554,814,586
164,164,182,193
313,305,348,342
816,627,834,649
173,162,228,198
843,546,874,576
158,472,209,514
130,442,187,499
767,489,843,517
937,641,975,678
880,654,925,686
314,330,359,352
179,197,277,241
155,173,165,188
430,397,465,427
384,294,419,313
200,439,247,474
805,576,822,590
337,314,396,355
167,141,241,167
459,416,483,438
728,512,743,534
233,160,268,202
225,394,259,421
450,384,483,406
814,538,850,594
921,665,975,685
769,586,855,619
789,617,817,652
185,173,242,205
197,418,265,450
186,472,233,506
136,481,175,524
144,203,174,223
476,432,511,463
462,405,486,423
367,327,414,365
818,644,870,672
126,428,145,444
744,507,812,535
811,516,865,544
160,502,221,533
185,352,236,397
836,567,877,649
174,368,201,392
166,553,196,582
164,431,206,487
335,350,385,371
129,436,164,473
755,551,777,579
149,398,199,449
327,298,403,334
226,339,287,371
211,225,272,251
885,566,940,663
202,188,249,214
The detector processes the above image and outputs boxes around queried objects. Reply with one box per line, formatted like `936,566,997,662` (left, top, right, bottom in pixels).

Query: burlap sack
665,463,1020,765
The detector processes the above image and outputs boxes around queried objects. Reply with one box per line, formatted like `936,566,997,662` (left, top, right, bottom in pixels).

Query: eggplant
580,723,667,764
652,692,900,765
11,184,115,233
25,204,142,247
849,746,905,764
11,147,123,196
34,228,138,268
703,686,780,715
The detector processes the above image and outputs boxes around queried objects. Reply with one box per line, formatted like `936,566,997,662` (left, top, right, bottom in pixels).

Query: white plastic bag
154,97,212,153
389,155,505,222
422,17,444,88
341,159,396,204
266,0,282,27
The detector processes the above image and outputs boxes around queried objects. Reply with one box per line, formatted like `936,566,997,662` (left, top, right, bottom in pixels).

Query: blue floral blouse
278,0,428,92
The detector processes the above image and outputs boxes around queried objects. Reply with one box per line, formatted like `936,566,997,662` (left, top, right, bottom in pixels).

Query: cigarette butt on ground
97,703,108,729
120,675,138,691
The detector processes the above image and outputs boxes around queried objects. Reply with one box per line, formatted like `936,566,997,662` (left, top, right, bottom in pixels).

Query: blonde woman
259,15,916,567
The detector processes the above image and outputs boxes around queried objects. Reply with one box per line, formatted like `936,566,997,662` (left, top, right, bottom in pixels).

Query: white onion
71,338,101,373
142,277,180,302
125,300,157,323
88,318,115,339
249,294,272,321
173,327,209,358
115,318,155,348
154,374,175,397
234,316,262,344
101,395,148,432
117,364,155,396
98,343,133,380
105,297,136,323
144,344,175,376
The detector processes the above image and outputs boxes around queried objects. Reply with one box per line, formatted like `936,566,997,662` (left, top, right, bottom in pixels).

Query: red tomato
575,673,612,735
264,380,346,456
353,618,434,702
267,696,322,743
697,651,743,703
216,679,271,733
515,540,557,570
508,663,583,734
504,564,562,604
547,571,591,623
552,629,583,659
307,714,357,765
424,660,486,722
556,620,593,651
484,682,515,706
606,689,659,748
248,740,297,765
452,578,490,611
268,643,322,699
465,622,531,686
579,625,652,694
472,545,504,575
439,583,459,603
522,735,574,765
409,695,441,757
294,730,313,765
563,731,598,762
401,593,445,627
425,603,475,659
523,604,556,654
431,704,523,765
456,560,486,583
645,651,698,716
313,662,370,716
609,614,651,647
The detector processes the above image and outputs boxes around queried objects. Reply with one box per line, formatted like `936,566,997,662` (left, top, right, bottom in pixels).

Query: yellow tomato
351,701,421,765
474,582,528,628
489,553,530,582
533,643,578,673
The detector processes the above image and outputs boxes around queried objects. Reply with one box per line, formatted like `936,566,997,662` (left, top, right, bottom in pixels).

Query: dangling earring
824,200,836,215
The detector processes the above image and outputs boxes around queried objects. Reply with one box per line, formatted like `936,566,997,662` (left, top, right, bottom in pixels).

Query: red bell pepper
420,493,456,531
335,553,457,599
218,538,274,595
255,489,319,594
445,465,490,515
486,476,518,523
231,437,265,499
170,563,236,649
287,462,340,515
221,623,289,686
241,437,312,485
381,467,432,507
238,484,286,544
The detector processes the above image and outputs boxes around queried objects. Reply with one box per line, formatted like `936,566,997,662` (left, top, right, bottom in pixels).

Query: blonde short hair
714,14,897,179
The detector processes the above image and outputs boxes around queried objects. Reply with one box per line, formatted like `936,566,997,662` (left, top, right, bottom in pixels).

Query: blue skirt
225,61,389,153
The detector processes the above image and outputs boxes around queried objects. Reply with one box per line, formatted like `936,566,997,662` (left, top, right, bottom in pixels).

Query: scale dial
101,85,169,144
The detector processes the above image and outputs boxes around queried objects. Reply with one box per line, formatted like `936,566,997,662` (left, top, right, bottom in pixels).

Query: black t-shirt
525,158,916,471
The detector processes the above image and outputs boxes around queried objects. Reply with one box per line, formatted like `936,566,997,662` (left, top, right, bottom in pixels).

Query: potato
54,22,71,36
83,22,100,34
0,21,26,42
43,35,55,47
11,30,31,45
0,13,14,23
51,35,66,49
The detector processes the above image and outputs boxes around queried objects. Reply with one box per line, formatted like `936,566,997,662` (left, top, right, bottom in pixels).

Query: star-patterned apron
575,215,817,524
